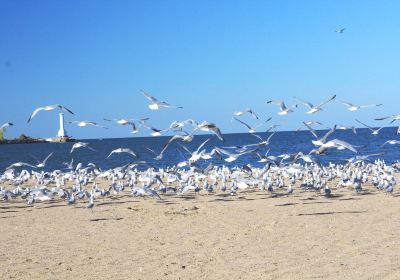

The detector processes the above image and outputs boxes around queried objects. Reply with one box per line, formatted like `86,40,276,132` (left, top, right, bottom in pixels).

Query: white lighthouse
57,113,67,138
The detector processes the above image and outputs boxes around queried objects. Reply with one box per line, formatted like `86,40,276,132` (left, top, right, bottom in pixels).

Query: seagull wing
233,117,252,130
303,121,318,139
355,119,373,131
316,94,336,108
27,107,45,123
294,97,314,109
320,125,336,143
338,100,354,107
141,90,158,102
42,152,54,164
359,104,382,108
332,139,358,153
59,105,74,115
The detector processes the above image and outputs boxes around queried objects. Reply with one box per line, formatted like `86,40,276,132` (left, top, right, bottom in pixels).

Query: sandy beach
1,177,400,280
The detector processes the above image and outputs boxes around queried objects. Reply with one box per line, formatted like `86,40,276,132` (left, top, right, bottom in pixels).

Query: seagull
70,142,95,153
27,104,74,123
266,124,280,133
6,162,37,170
266,100,297,115
303,122,336,146
375,114,400,123
214,147,258,162
336,125,357,134
233,117,263,134
296,121,328,131
233,108,259,119
294,95,336,114
104,118,149,134
381,140,400,147
338,100,382,112
193,121,224,141
69,121,108,129
335,28,346,33
355,119,384,135
312,139,358,154
34,152,54,168
0,122,13,130
141,90,183,110
107,148,137,159
63,158,74,170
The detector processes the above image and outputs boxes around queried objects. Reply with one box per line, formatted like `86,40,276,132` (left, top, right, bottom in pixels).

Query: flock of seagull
1,90,400,209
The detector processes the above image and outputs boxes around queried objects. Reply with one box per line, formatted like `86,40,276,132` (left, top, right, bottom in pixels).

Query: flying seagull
303,122,336,146
6,162,37,170
0,122,13,130
381,140,400,147
294,94,336,114
233,117,263,134
338,100,382,112
193,121,224,141
374,114,400,123
70,142,95,153
32,152,54,168
335,28,346,33
233,108,259,119
28,104,74,123
69,121,108,129
355,119,384,135
107,148,137,158
141,90,183,110
267,100,297,115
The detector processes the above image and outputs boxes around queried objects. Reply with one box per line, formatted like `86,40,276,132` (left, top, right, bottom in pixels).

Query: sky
0,0,399,139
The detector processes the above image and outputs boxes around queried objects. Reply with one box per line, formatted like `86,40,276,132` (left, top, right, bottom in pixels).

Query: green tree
0,128,5,141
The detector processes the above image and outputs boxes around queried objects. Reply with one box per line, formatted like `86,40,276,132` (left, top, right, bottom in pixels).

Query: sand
1,179,400,280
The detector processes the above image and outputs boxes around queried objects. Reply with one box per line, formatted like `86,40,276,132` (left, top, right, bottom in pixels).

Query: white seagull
70,142,95,153
338,100,382,112
233,108,259,119
141,90,183,110
107,148,137,158
355,119,384,135
69,121,108,129
267,100,297,115
0,122,13,130
294,94,336,114
28,104,74,123
381,140,400,147
34,152,54,168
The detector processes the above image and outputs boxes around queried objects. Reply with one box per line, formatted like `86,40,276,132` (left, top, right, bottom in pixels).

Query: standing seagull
338,100,382,112
141,90,183,110
27,104,74,123
267,100,297,115
294,95,336,114
107,148,137,158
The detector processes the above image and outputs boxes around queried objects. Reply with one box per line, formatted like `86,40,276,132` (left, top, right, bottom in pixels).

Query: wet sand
1,180,400,279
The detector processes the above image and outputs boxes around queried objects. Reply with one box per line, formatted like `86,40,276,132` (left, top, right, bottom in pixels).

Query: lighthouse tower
57,113,67,138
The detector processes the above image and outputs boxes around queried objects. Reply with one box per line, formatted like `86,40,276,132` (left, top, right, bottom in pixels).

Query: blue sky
0,0,399,139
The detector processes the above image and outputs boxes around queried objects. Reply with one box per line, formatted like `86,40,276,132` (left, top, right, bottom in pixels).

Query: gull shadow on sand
275,203,299,207
297,210,367,216
90,217,124,222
